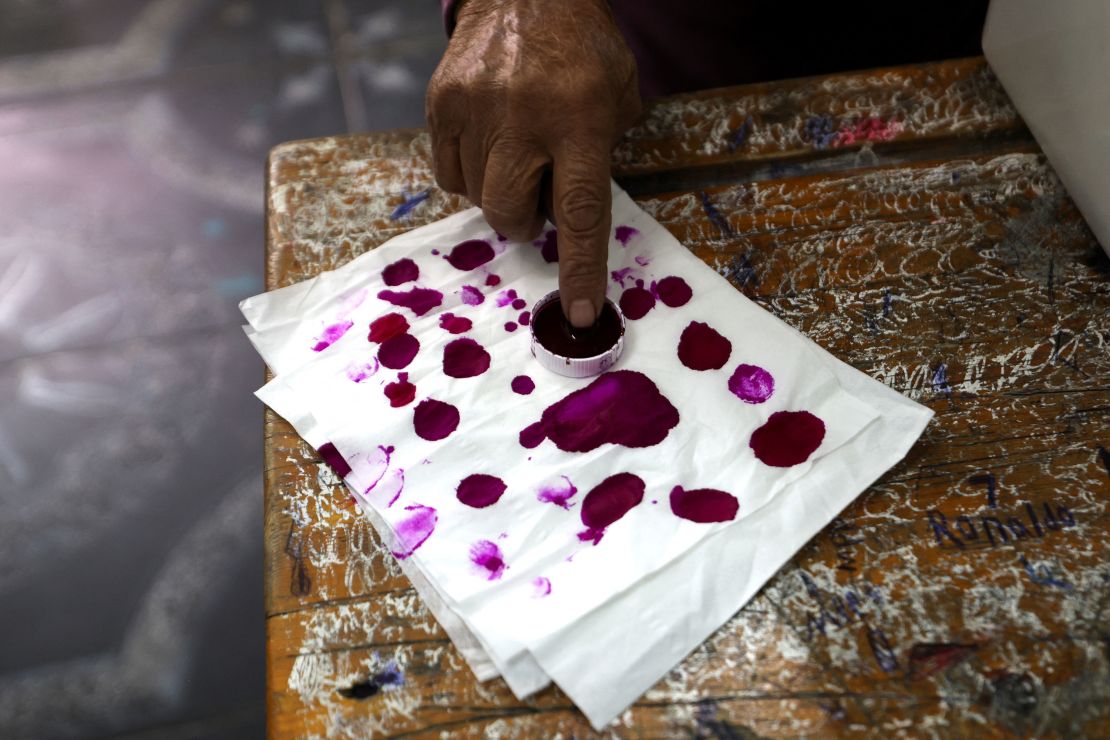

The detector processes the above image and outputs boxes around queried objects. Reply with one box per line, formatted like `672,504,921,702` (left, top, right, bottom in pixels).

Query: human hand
426,0,641,327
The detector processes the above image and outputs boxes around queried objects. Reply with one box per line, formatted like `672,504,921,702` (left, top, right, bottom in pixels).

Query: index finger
551,136,613,328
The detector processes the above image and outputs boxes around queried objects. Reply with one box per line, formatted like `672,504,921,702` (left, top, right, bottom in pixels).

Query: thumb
552,138,612,328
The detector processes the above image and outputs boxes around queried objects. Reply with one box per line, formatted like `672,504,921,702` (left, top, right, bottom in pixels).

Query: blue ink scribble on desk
1020,555,1072,590
727,115,753,153
390,190,431,221
698,191,735,237
932,362,952,398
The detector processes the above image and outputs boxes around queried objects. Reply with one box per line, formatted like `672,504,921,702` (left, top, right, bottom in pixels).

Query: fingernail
569,299,597,328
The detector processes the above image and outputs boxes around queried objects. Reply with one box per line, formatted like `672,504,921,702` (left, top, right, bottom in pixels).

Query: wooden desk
263,57,1110,737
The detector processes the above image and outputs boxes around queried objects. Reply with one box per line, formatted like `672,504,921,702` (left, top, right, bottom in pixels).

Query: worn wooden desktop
263,57,1109,737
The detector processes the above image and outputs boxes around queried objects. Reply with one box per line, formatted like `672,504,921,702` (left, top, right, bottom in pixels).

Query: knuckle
558,183,607,235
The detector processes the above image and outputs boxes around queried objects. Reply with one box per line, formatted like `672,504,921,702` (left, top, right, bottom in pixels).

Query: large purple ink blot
729,364,774,403
377,287,444,316
442,337,491,378
656,276,692,307
511,375,535,395
458,285,484,306
392,505,437,559
439,312,472,334
382,257,419,286
318,442,351,477
384,372,416,407
578,472,645,544
470,539,506,580
750,411,826,467
619,286,655,320
614,225,639,246
669,485,739,523
312,320,354,352
368,312,409,343
520,370,679,452
413,399,460,441
535,229,559,263
445,239,494,270
678,321,732,371
456,474,507,508
378,333,419,370
537,475,577,509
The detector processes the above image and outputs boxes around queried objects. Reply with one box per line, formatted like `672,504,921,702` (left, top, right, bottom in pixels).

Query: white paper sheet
241,184,932,728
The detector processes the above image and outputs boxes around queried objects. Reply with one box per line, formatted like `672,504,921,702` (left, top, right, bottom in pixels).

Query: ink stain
367,468,405,508
382,257,419,286
442,337,491,378
518,310,531,326
495,289,518,307
511,375,535,395
532,298,623,359
312,320,353,351
368,312,409,343
346,358,379,382
458,285,484,306
378,333,419,370
749,411,826,467
619,286,655,320
504,321,518,332
611,267,634,287
678,321,732,370
445,239,494,270
537,475,577,509
456,474,507,508
338,661,404,699
520,370,679,452
535,229,559,263
439,312,472,334
349,445,391,492
485,273,501,287
532,576,552,597
578,472,645,544
390,189,430,220
728,363,774,403
669,485,739,523
614,225,639,246
413,399,460,441
391,504,437,558
318,442,351,477
511,297,527,311
384,372,416,407
470,539,506,580
377,287,443,316
656,276,692,307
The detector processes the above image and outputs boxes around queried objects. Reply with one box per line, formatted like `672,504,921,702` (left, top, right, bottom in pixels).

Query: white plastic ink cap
529,290,625,378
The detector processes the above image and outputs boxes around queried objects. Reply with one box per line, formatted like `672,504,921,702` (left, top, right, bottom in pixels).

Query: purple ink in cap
529,290,625,378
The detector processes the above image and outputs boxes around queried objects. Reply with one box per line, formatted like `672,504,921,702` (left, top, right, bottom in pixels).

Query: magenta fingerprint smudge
443,337,491,378
669,485,739,523
578,472,645,544
377,287,443,316
458,285,484,306
346,358,379,382
456,474,507,508
413,399,460,441
382,257,419,286
368,312,409,343
392,505,437,559
729,364,774,403
312,320,354,351
378,332,419,370
532,576,552,597
614,225,639,246
536,475,577,509
750,411,826,467
677,321,732,371
445,239,494,270
438,312,472,334
519,370,678,452
384,372,416,407
619,286,655,320
470,539,506,580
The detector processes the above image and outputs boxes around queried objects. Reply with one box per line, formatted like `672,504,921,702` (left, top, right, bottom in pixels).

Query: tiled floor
0,1,444,737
